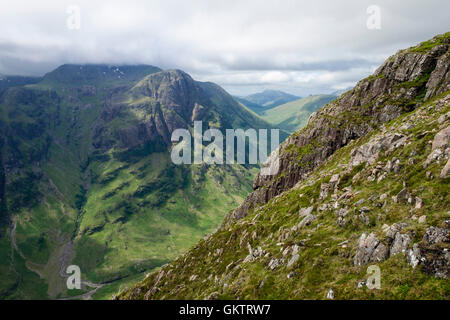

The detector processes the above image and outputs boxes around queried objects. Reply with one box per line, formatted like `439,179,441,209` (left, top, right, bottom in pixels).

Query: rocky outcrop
353,222,450,279
409,224,450,279
350,133,407,167
94,69,272,151
354,232,389,266
390,233,412,256
226,34,450,225
424,125,450,168
355,223,414,266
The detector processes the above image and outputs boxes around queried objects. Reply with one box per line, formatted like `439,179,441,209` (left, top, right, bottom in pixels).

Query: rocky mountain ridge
228,32,450,225
118,32,450,300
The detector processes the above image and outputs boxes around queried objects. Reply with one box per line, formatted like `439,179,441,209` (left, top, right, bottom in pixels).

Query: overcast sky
0,0,449,96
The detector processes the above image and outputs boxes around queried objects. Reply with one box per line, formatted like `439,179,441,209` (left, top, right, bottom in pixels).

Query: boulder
416,225,450,279
299,206,314,217
354,232,389,266
350,133,406,167
390,232,412,255
424,125,450,167
268,258,284,270
392,188,410,203
423,226,449,244
440,158,450,178
326,289,335,300
384,223,408,242
415,197,424,209
431,125,450,151
407,243,422,268
336,207,349,227
298,213,317,228
287,254,299,267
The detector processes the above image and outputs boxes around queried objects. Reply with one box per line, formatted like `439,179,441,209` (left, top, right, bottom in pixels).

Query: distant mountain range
236,90,337,133
236,90,300,113
258,94,337,133
331,87,353,97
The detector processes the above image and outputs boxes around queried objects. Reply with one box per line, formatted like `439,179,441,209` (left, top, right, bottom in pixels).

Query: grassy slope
260,95,337,133
74,152,257,283
119,91,450,300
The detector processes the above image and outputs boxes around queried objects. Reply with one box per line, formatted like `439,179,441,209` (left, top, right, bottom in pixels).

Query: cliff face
227,33,450,225
94,69,275,149
118,32,450,300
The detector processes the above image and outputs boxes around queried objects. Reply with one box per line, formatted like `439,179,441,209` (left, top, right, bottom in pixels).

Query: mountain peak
40,63,162,86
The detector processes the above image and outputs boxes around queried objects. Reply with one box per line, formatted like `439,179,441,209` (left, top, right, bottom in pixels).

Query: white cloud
0,0,449,95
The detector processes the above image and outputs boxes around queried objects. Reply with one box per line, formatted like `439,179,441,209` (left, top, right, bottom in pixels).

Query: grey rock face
403,225,450,279
354,232,389,266
441,158,450,178
390,232,412,255
384,223,408,242
392,188,411,204
298,213,317,228
431,125,450,151
350,133,406,167
287,254,299,267
407,243,422,268
424,125,450,168
243,244,264,263
326,289,335,300
336,207,349,227
299,206,314,217
425,50,450,100
423,227,449,244
268,258,284,270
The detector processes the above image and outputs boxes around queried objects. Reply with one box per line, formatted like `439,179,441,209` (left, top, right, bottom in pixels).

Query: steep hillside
0,65,271,299
241,90,300,113
119,32,450,300
259,94,337,133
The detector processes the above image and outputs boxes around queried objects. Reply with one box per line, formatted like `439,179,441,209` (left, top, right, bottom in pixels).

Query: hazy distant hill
239,90,300,113
0,75,41,93
259,94,337,133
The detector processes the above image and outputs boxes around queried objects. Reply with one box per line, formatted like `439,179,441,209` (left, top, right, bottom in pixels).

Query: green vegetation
409,31,450,53
260,95,336,133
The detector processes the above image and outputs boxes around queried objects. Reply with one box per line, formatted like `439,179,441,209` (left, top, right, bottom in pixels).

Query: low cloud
0,0,449,96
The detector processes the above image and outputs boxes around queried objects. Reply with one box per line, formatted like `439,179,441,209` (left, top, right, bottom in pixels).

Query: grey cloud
213,57,380,72
0,0,449,95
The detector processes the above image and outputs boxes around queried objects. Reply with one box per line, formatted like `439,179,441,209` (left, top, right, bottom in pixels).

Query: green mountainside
0,65,272,299
119,32,450,300
259,94,337,133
